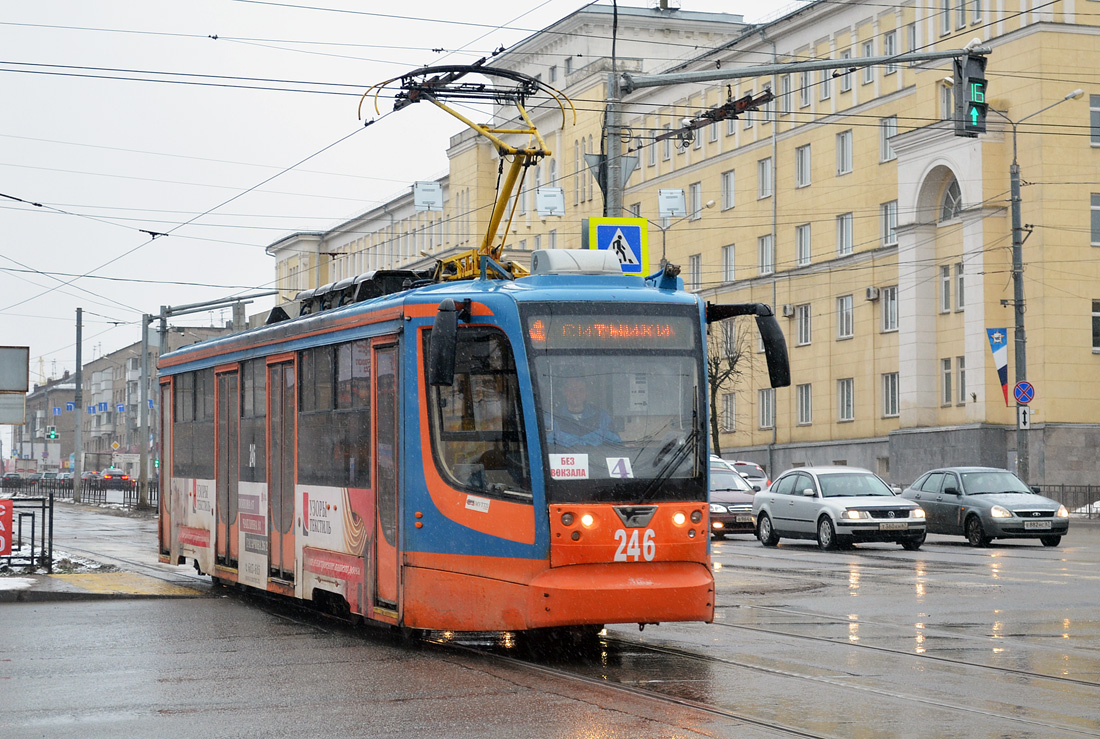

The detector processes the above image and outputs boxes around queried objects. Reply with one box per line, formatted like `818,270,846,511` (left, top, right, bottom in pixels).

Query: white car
753,466,927,550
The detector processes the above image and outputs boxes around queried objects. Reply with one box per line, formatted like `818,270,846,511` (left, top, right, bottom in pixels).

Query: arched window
941,178,962,221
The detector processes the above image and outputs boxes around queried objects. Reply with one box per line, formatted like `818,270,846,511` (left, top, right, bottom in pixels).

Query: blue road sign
588,218,649,275
1013,381,1035,405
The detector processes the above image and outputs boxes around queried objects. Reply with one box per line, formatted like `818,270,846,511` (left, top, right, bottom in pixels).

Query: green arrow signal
970,105,979,125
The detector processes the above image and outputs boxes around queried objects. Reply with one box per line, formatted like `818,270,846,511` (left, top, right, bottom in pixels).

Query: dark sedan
901,467,1069,547
708,461,758,539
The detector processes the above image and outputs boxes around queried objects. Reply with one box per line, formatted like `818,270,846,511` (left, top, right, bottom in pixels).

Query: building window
956,0,967,28
722,244,736,282
799,71,811,107
1092,194,1100,245
548,230,557,250
941,0,952,34
647,131,657,167
709,117,718,142
796,304,812,345
780,74,791,115
565,56,573,75
689,182,703,220
796,223,812,266
957,355,967,404
721,393,736,432
628,202,642,218
1091,95,1100,146
836,130,853,175
942,179,962,221
883,372,899,417
880,116,897,161
972,0,983,24
941,265,952,312
1093,300,1100,350
689,254,702,291
797,384,813,425
883,31,897,74
942,358,953,405
882,200,898,245
836,212,853,256
758,158,773,198
941,82,954,121
907,22,918,55
819,68,832,100
721,169,736,210
573,140,580,204
839,50,852,92
882,285,899,331
795,145,811,188
758,234,775,275
862,41,875,84
744,88,754,129
726,115,736,136
955,262,965,310
759,388,775,429
662,124,672,161
838,378,855,422
837,295,854,339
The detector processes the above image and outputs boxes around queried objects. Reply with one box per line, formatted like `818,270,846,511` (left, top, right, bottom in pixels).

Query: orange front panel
401,560,714,631
548,502,709,567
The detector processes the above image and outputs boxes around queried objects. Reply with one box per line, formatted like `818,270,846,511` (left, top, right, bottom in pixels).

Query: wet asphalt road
2,503,1099,738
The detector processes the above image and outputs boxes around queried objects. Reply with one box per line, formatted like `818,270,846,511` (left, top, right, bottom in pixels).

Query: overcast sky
1,0,795,447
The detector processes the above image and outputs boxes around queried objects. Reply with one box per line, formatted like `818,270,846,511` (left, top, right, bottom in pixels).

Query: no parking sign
0,498,11,555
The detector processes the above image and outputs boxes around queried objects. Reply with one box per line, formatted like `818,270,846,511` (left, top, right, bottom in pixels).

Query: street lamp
650,200,716,266
989,88,1084,482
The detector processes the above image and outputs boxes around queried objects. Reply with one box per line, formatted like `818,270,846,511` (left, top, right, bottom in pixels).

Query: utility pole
991,88,1083,482
73,308,83,504
138,314,151,508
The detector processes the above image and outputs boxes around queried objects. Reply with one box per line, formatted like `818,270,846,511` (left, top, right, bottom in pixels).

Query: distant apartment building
264,1,1100,486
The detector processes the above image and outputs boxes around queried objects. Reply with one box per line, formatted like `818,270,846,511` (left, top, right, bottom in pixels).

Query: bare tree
707,320,752,457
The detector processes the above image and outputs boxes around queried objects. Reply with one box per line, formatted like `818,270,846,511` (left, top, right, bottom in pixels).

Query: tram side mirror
429,299,459,386
706,302,791,389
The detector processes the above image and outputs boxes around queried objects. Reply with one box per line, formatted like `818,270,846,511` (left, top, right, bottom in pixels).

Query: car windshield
733,463,763,477
959,471,1031,495
819,472,895,497
711,468,752,492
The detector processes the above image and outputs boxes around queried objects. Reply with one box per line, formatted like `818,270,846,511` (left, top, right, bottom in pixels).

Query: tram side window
298,341,371,488
172,368,215,479
425,327,531,500
240,359,266,483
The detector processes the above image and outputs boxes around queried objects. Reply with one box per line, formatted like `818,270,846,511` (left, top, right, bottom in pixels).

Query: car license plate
736,515,753,523
880,522,908,530
1024,520,1051,530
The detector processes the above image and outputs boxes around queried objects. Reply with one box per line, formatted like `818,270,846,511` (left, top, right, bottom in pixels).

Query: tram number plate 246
614,528,656,562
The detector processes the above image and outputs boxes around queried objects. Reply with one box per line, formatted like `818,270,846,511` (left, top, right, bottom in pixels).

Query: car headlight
1055,505,1069,518
909,507,926,519
709,503,727,514
990,505,1012,518
840,509,870,520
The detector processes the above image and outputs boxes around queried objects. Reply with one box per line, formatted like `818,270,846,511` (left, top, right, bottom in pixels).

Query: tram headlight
672,512,687,526
690,510,703,523
561,512,575,526
580,513,595,528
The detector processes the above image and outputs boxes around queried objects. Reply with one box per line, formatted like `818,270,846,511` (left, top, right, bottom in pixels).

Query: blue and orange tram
158,249,789,635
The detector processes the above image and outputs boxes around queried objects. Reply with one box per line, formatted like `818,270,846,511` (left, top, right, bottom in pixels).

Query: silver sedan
753,466,927,550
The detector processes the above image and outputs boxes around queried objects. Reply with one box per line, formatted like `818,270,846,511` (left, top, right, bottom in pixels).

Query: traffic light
954,54,987,137
46,425,58,439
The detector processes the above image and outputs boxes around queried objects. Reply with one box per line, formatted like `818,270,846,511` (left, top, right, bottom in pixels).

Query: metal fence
0,494,53,573
1040,485,1100,519
0,479,159,509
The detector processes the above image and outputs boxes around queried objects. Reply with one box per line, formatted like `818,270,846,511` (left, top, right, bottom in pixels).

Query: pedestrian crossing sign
587,217,649,275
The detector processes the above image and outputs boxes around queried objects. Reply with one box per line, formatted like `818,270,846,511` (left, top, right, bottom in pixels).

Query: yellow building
266,1,1100,486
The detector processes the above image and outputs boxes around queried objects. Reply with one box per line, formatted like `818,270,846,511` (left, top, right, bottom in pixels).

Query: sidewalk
0,499,210,603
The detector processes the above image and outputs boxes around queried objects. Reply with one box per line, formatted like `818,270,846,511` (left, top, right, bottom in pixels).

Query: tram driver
545,376,620,448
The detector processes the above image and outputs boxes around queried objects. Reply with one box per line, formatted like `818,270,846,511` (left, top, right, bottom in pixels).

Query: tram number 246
613,528,656,562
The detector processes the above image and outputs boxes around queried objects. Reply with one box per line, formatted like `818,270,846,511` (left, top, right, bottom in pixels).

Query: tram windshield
522,303,706,503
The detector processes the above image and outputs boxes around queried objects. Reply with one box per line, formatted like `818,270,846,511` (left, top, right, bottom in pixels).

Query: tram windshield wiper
636,422,699,505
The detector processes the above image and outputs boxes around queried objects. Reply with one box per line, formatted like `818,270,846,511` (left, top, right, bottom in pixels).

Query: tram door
373,343,399,608
215,370,239,567
268,359,296,581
